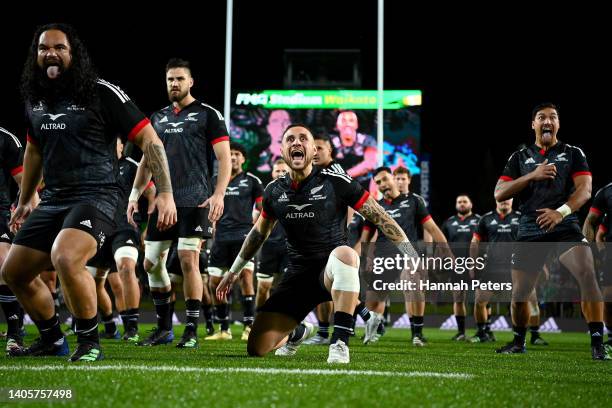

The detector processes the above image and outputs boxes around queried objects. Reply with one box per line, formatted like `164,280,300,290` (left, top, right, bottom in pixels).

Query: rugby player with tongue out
37,29,72,80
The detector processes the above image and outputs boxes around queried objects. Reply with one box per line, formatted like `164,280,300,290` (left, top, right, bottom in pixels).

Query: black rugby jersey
599,215,610,242
474,210,520,266
363,192,430,243
151,100,228,207
261,165,368,261
114,156,141,230
0,127,23,213
214,171,263,241
348,212,365,247
26,79,148,220
500,142,590,220
591,183,612,242
442,213,481,258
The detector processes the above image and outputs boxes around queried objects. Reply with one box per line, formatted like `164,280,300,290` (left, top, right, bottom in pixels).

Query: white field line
0,365,473,379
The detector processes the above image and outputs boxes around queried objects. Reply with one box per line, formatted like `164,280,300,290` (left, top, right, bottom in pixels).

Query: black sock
485,315,492,332
354,302,371,322
0,285,21,336
331,311,354,345
411,315,424,336
317,321,330,338
455,315,466,334
170,301,176,321
75,316,100,345
124,308,139,331
512,326,527,346
119,310,128,328
34,315,63,344
589,322,604,346
185,299,201,333
18,304,24,332
101,312,117,334
477,322,486,333
202,303,213,325
51,292,60,316
529,325,540,337
151,291,172,331
241,295,254,327
216,303,229,331
288,323,306,342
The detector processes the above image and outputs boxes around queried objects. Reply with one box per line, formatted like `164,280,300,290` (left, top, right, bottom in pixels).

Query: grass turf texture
1,324,611,407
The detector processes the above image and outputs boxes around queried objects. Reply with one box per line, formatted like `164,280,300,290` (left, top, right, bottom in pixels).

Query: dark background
1,2,608,222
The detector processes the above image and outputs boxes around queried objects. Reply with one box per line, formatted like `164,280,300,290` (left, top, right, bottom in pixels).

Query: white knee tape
244,261,255,271
170,273,183,284
178,237,201,251
208,267,227,277
529,301,539,317
114,246,139,264
325,253,360,292
86,266,99,278
256,273,274,283
144,240,172,288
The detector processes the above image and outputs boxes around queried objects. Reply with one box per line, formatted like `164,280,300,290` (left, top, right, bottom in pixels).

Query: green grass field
1,324,611,407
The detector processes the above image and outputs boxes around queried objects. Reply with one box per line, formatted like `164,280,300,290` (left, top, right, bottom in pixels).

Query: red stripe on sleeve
353,191,370,210
10,165,23,176
363,225,373,233
498,175,513,182
261,209,275,220
127,118,150,142
572,171,591,178
26,135,37,145
211,135,230,145
420,215,432,225
473,232,482,241
145,181,155,190
255,196,263,203
600,224,608,234
589,207,602,216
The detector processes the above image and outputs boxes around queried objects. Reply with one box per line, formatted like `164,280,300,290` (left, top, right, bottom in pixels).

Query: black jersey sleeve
203,104,230,146
500,151,520,181
97,79,149,143
474,216,488,241
261,182,277,220
591,187,607,217
249,174,264,205
1,128,23,175
569,145,590,178
326,173,369,210
415,194,431,224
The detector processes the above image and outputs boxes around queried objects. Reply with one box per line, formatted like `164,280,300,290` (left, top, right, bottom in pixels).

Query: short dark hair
282,123,314,139
273,158,287,167
373,166,393,178
456,194,471,201
532,102,559,120
393,166,411,177
166,58,192,74
230,141,247,158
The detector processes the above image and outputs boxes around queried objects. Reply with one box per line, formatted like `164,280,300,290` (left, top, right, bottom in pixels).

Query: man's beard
169,89,188,103
458,208,470,215
35,66,74,104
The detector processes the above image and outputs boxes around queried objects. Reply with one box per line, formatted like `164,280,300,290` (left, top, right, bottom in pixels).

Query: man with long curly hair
1,23,177,362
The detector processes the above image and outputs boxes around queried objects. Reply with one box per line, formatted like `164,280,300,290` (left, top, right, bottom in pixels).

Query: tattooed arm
357,196,419,258
216,216,277,301
131,124,177,230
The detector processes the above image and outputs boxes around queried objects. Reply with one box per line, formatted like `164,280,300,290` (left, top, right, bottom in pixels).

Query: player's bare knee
331,246,359,267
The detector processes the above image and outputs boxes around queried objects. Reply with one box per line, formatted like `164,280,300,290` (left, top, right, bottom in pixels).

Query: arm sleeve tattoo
358,197,419,258
144,143,172,194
